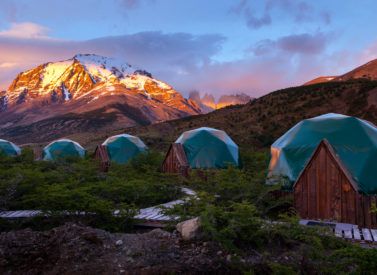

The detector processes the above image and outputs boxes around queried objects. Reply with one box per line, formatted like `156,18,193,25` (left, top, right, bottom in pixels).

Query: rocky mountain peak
0,54,201,136
189,91,252,113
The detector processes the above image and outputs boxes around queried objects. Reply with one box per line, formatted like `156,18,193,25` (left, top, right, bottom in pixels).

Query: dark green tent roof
268,113,377,195
0,139,21,156
42,139,85,161
175,127,239,169
102,134,147,164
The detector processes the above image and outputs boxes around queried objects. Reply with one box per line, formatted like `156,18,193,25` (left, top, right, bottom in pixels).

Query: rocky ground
0,223,236,274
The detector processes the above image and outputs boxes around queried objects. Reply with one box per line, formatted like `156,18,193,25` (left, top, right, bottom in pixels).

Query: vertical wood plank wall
161,143,190,178
94,145,110,172
294,141,377,228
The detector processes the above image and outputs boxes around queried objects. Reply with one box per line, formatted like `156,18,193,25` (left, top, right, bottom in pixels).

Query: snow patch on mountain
61,83,71,101
40,61,72,89
74,54,133,77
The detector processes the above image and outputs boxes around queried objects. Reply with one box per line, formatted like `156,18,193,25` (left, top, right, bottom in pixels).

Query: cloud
231,0,330,29
0,24,226,91
0,62,17,68
0,21,372,100
0,22,52,39
248,32,331,56
244,9,271,29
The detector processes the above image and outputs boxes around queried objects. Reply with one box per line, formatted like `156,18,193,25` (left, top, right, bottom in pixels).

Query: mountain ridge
0,54,202,136
304,59,377,86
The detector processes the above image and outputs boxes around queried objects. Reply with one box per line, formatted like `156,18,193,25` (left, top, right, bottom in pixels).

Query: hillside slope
70,79,377,152
2,79,376,150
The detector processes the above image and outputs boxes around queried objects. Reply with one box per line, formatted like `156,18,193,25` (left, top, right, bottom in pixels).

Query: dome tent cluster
1,134,149,166
2,112,377,229
1,126,240,176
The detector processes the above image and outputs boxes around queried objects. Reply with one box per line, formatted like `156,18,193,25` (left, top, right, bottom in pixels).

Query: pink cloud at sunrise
0,0,377,99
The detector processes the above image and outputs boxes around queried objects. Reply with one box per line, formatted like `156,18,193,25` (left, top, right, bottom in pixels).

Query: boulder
176,217,201,240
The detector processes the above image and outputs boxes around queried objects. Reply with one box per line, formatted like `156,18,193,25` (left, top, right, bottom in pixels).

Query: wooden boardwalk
0,188,197,221
2,190,377,244
300,219,377,243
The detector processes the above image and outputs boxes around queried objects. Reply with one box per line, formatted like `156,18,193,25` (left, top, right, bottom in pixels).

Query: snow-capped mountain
5,54,200,113
0,54,202,142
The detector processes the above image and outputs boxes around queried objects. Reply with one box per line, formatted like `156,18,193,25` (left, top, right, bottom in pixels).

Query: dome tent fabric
102,134,147,164
42,139,85,161
175,127,239,169
0,139,21,156
268,113,377,195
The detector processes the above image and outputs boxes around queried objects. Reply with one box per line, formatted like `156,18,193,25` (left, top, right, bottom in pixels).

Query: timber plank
370,229,377,241
318,147,327,218
325,153,332,219
308,161,317,219
302,173,308,218
348,188,356,225
353,225,361,240
334,228,342,238
371,196,377,227
362,228,373,241
357,194,364,229
294,176,303,216
341,176,348,223
344,230,352,239
364,196,372,229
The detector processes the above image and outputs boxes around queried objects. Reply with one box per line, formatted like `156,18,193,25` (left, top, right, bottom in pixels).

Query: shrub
0,149,182,231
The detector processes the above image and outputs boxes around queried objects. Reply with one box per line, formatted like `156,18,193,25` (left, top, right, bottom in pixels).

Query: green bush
0,149,182,231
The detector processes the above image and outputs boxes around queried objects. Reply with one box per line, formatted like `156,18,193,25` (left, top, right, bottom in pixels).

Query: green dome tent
42,139,85,161
268,113,377,195
102,134,147,164
175,127,239,169
0,139,21,156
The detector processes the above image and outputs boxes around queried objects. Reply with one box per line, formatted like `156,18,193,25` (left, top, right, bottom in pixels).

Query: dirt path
0,223,231,274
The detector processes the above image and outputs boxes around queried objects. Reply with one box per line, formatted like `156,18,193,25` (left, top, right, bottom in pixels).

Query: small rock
176,217,201,241
126,257,134,263
226,255,232,262
120,270,125,273
203,242,208,247
147,228,171,239
115,240,123,246
217,251,223,256
35,257,44,264
169,252,180,259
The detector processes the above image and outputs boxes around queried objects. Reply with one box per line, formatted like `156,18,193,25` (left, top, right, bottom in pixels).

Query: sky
0,0,377,98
